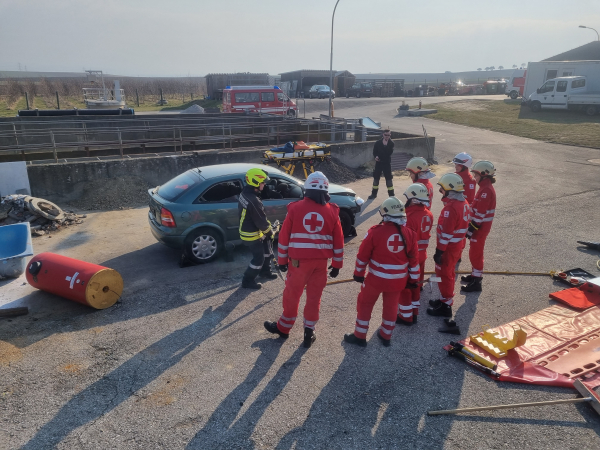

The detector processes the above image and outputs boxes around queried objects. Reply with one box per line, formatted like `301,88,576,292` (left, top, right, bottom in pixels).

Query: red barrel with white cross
25,252,123,309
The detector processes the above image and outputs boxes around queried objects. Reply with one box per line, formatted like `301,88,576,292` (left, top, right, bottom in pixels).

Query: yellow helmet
245,168,269,187
437,173,464,192
406,157,429,174
379,197,406,218
404,183,430,202
471,160,496,177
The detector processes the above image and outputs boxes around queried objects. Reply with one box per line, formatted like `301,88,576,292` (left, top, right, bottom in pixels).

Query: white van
525,76,600,115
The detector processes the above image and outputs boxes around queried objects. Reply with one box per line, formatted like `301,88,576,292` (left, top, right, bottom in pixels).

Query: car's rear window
157,171,200,201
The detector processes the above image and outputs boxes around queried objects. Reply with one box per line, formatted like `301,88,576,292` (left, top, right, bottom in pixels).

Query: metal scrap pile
0,195,86,236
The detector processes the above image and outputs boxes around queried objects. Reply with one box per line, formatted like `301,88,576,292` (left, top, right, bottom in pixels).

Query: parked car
345,82,373,98
148,163,363,263
525,75,600,115
308,85,335,99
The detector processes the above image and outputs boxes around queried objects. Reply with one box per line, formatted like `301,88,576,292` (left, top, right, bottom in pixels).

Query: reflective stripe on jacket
354,221,419,290
238,185,271,241
436,197,469,251
406,204,434,253
470,178,496,235
277,198,344,268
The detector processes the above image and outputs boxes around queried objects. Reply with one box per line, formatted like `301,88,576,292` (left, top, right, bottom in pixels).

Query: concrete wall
27,136,434,204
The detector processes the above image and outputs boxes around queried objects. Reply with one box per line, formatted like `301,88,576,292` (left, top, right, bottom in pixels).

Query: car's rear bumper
148,212,185,249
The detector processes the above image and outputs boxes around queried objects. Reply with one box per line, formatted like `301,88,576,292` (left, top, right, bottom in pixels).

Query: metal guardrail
0,115,364,163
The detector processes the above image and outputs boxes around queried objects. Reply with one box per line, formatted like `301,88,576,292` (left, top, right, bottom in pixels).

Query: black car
345,82,373,98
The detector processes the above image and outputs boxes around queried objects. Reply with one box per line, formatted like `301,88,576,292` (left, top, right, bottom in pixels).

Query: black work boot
461,277,482,292
427,302,452,317
396,315,413,326
461,274,474,283
303,327,316,348
344,333,367,347
264,321,289,339
368,189,378,200
258,269,278,280
412,314,418,324
429,299,442,307
387,189,395,197
438,319,461,335
242,276,262,289
377,330,391,347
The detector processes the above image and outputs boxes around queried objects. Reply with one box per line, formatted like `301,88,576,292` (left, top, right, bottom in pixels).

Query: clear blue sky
1,0,599,76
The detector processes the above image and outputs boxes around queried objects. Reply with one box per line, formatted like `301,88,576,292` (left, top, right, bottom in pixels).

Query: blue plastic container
0,222,34,278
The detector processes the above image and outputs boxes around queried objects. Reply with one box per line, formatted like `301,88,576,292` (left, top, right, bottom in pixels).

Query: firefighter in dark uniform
368,129,395,199
238,168,277,289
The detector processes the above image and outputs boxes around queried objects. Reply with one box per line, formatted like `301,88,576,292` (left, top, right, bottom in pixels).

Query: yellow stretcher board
263,142,331,179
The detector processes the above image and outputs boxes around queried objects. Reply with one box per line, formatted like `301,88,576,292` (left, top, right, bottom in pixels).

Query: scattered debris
0,307,29,318
314,159,365,184
0,195,86,236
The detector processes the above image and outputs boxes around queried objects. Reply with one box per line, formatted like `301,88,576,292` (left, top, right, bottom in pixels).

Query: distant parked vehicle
345,82,373,98
525,76,600,115
222,86,297,117
505,69,527,99
148,163,363,263
482,80,508,95
308,85,335,99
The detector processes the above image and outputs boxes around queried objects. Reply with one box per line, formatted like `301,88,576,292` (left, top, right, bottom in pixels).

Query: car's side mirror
537,88,541,94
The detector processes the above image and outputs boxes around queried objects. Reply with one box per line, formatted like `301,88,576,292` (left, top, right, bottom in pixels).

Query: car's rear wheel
184,227,223,263
510,91,519,100
585,105,597,116
287,109,296,118
356,92,361,98
339,209,353,237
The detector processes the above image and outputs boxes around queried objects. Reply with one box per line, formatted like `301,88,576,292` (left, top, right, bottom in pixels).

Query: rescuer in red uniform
264,172,344,348
453,152,476,261
396,183,434,325
427,173,469,318
344,197,420,347
406,157,436,207
461,161,497,293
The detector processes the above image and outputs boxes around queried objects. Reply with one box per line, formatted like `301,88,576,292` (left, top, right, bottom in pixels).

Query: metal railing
0,115,363,163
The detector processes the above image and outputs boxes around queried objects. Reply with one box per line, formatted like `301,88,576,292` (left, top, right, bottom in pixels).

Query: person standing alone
368,129,395,199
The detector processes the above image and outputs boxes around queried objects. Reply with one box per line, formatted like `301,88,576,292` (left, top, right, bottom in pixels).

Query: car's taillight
160,207,176,228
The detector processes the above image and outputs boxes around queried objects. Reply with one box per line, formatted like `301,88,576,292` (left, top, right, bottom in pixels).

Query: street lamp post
579,25,600,41
329,0,341,117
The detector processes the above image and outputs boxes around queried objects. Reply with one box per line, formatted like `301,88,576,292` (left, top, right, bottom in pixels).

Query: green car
148,163,364,263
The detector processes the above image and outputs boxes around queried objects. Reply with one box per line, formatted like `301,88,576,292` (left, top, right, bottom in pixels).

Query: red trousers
435,245,463,306
277,259,328,334
469,233,489,277
353,277,403,341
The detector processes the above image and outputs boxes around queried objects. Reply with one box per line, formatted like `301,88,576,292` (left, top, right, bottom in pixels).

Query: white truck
525,75,600,115
522,60,600,98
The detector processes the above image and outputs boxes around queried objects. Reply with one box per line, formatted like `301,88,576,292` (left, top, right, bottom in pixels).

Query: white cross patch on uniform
470,184,475,189
387,234,404,253
444,211,450,217
303,212,324,233
481,193,487,198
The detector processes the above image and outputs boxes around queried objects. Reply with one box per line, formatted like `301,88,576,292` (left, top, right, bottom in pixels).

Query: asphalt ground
1,99,600,449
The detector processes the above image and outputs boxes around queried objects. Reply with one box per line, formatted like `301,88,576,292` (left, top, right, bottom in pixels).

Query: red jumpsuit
353,221,419,340
418,177,434,209
457,169,476,254
435,197,469,306
276,198,344,334
398,204,434,320
469,178,496,277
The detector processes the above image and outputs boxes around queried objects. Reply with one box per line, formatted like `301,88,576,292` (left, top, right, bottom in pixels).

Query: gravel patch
67,176,153,211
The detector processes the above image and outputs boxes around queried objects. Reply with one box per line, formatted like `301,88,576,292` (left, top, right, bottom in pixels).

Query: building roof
279,69,338,77
543,41,600,62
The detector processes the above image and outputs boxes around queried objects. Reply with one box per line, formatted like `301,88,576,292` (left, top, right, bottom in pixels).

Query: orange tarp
452,304,600,388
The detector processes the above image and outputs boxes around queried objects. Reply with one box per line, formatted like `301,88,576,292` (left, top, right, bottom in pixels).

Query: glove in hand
278,264,288,273
353,274,365,283
407,281,419,289
433,248,444,265
328,265,339,278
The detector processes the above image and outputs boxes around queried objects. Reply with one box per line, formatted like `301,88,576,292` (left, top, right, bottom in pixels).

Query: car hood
329,183,355,196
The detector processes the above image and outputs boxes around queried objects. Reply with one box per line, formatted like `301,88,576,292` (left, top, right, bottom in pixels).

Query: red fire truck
222,86,298,117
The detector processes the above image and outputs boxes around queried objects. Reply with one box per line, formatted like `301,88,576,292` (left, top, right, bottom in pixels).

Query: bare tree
477,68,482,71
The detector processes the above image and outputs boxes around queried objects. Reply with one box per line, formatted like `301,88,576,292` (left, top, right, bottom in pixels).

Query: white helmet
452,152,473,168
471,160,496,177
379,197,406,218
404,183,430,202
304,171,329,191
